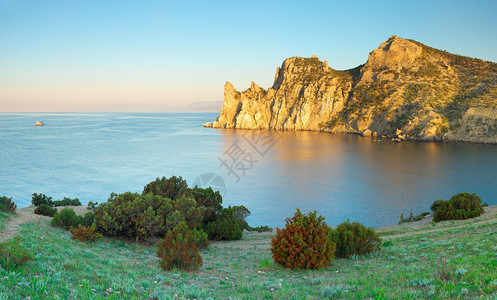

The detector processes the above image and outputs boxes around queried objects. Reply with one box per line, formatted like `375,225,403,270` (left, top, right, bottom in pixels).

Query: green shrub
53,197,81,207
51,208,81,230
430,200,447,212
191,186,223,224
247,225,272,232
94,192,172,240
87,201,98,211
31,193,53,207
431,192,486,222
205,206,244,241
0,237,34,270
70,224,102,242
169,196,205,230
79,211,95,227
34,204,57,217
157,221,203,271
206,215,242,241
143,176,190,200
330,220,381,258
0,196,16,213
399,211,430,224
271,209,335,269
231,205,251,230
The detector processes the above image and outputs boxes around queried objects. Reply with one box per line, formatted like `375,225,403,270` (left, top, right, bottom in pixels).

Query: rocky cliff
208,35,497,143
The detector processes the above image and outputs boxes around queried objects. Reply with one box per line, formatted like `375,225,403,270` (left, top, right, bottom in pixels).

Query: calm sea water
1,112,496,227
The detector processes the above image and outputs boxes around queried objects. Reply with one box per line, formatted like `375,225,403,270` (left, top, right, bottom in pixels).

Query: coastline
204,124,497,145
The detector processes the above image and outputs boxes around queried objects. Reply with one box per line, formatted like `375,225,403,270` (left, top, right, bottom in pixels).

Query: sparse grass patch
0,211,9,231
257,256,273,271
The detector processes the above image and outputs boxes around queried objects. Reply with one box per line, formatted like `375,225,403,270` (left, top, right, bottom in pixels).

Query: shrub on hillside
205,206,247,241
330,220,381,258
87,201,99,211
31,193,53,207
431,192,486,222
34,204,57,217
191,186,223,224
398,212,430,224
92,176,253,243
53,197,81,207
143,176,190,200
247,225,272,232
0,237,34,270
271,209,335,270
169,196,205,230
70,224,102,242
430,200,446,212
51,208,81,230
231,205,251,230
94,192,172,240
157,221,203,271
79,211,95,227
0,196,16,213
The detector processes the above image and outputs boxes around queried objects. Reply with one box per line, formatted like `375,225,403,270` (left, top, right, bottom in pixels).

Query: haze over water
1,112,496,227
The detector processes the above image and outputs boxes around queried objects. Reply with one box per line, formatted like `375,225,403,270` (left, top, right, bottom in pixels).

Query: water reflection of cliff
216,129,497,227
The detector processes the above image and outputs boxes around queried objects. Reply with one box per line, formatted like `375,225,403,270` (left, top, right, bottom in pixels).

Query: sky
0,0,496,112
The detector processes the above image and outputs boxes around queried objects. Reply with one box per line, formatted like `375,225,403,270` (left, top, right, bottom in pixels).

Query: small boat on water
34,121,44,126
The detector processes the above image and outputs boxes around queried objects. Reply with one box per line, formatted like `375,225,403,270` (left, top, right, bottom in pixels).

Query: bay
1,112,496,227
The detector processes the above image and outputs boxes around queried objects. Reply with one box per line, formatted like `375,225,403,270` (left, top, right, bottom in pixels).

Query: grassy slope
0,211,10,231
1,213,497,299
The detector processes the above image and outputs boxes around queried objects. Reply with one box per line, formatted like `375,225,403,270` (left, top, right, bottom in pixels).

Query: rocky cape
206,35,497,143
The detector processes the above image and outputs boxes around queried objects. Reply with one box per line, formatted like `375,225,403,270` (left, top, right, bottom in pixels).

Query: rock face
211,35,497,143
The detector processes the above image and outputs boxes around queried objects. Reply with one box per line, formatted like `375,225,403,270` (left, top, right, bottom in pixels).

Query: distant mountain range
207,35,497,144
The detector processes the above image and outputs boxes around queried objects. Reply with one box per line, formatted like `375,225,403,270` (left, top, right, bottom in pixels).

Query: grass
0,211,10,231
1,215,497,299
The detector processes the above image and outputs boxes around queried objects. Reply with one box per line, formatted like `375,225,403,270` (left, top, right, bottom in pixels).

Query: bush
34,204,57,217
399,212,430,224
430,200,446,212
206,215,242,241
0,237,34,270
205,207,244,241
94,192,172,240
231,205,251,230
0,196,16,213
31,193,53,207
70,224,102,242
143,176,190,200
191,186,223,224
157,221,203,271
330,220,381,258
53,197,81,207
169,196,205,230
79,211,95,227
247,225,272,232
51,208,81,230
431,192,486,222
87,201,98,211
271,209,335,269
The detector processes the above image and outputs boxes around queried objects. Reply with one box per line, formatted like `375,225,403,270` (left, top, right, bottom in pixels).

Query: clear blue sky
1,0,496,111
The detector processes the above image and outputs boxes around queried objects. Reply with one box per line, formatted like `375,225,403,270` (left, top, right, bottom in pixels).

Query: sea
1,112,496,228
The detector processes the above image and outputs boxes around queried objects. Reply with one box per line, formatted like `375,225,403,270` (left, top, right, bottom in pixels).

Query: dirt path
0,209,45,242
0,206,89,242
